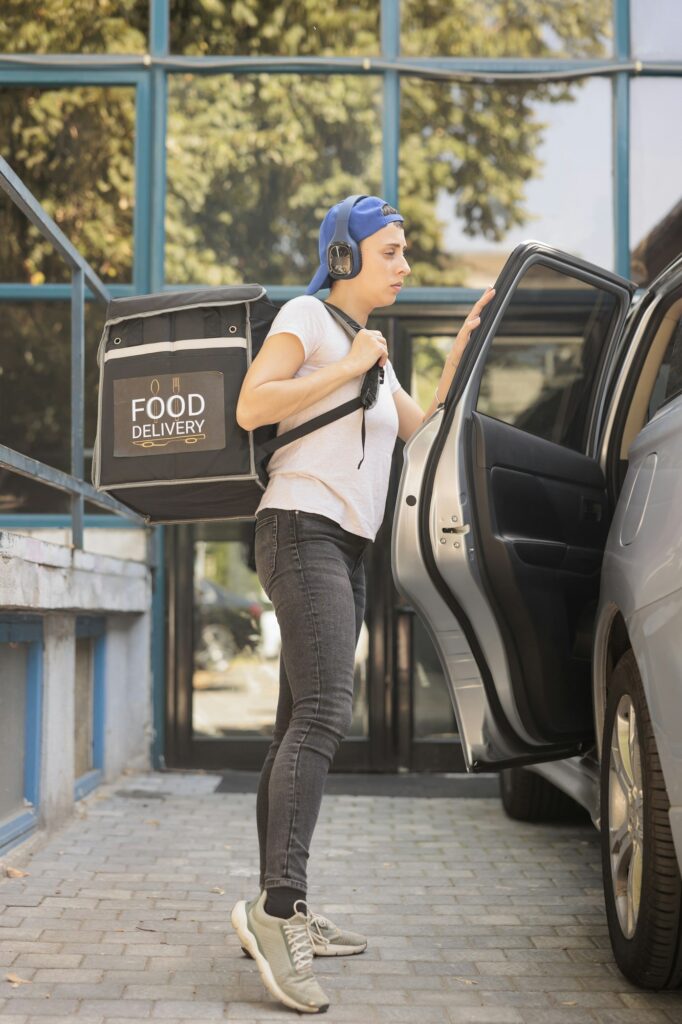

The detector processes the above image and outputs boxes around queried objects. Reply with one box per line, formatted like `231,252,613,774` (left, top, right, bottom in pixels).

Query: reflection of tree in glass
0,0,610,288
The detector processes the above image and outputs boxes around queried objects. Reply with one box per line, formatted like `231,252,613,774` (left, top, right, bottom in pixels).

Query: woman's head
305,195,411,310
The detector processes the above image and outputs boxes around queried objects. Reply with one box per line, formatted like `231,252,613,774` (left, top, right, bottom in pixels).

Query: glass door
165,518,379,770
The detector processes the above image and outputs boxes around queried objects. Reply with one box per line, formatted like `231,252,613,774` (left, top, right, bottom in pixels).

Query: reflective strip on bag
103,337,247,360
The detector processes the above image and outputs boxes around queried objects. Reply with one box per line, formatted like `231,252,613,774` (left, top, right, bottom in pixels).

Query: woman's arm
236,326,388,431
393,286,496,444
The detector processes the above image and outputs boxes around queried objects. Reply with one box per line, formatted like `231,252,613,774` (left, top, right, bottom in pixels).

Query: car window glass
647,319,682,421
475,262,620,453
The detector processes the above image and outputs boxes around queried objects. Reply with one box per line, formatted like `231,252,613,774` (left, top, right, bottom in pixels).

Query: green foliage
0,1,611,287
0,85,136,283
168,0,380,56
0,0,148,54
401,0,612,59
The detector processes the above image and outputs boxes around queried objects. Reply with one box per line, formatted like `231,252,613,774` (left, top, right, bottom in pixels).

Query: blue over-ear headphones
326,194,368,282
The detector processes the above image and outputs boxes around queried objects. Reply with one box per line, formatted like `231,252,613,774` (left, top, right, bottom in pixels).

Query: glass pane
631,79,682,286
475,262,619,452
0,643,27,824
0,87,135,284
74,637,94,778
648,318,682,422
0,0,148,53
410,329,453,410
631,0,682,59
412,615,457,739
166,74,382,286
170,0,379,55
192,522,370,738
399,77,613,287
0,300,105,513
401,0,613,57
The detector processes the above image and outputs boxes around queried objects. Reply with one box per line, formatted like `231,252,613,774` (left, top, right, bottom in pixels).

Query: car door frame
392,241,637,771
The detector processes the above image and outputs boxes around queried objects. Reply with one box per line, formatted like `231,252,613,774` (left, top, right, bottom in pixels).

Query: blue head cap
305,194,404,295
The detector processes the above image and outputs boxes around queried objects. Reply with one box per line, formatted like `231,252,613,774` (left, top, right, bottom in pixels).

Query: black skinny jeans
253,507,369,894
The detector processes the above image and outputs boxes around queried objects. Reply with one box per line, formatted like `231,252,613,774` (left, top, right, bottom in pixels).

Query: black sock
264,886,306,919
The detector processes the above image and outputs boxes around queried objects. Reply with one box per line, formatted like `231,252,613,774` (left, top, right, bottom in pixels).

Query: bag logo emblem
112,370,226,458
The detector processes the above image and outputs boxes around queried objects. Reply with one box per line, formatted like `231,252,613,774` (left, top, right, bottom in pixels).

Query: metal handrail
0,155,147,547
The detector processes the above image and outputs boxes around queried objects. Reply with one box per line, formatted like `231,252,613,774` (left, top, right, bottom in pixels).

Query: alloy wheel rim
608,693,644,939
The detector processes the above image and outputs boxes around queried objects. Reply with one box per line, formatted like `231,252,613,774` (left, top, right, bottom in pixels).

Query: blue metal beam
134,77,153,294
0,67,147,84
70,267,85,548
148,0,168,293
381,0,400,208
0,283,136,301
3,54,681,77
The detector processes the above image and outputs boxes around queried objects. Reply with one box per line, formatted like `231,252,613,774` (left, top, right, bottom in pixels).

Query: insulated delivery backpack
91,285,382,524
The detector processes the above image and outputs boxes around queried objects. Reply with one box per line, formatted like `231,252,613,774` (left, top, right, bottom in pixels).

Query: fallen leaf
144,819,160,826
5,973,32,987
454,977,478,985
210,886,225,895
4,866,29,878
561,1002,578,1006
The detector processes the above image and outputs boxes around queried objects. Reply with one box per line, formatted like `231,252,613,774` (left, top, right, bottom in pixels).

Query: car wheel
500,766,583,822
600,649,682,989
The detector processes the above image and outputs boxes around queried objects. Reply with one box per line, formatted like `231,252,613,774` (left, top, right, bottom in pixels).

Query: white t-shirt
254,295,402,541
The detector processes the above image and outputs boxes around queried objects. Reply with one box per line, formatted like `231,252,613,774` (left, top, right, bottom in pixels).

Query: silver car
392,241,682,990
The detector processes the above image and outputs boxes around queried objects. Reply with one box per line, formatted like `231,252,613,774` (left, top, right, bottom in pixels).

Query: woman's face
356,223,411,306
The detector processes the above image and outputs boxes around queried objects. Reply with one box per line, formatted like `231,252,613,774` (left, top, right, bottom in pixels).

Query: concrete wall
0,529,154,840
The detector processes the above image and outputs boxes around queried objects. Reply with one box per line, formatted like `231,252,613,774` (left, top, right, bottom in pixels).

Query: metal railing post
70,266,85,548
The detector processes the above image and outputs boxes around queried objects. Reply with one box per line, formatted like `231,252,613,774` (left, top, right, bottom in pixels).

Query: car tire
500,766,583,822
600,649,682,989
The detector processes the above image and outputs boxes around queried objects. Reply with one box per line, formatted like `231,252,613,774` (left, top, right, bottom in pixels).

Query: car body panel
595,394,682,868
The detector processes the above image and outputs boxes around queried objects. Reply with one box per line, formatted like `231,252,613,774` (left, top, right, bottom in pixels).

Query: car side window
647,319,682,421
475,262,620,454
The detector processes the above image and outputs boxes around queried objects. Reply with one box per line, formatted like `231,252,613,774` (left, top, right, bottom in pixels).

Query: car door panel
469,411,610,742
393,241,637,771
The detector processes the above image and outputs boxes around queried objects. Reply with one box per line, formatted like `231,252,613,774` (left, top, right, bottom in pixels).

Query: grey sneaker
307,908,368,956
231,889,330,1014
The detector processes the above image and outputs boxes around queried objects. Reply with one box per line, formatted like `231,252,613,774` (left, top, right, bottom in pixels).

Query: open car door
392,242,637,771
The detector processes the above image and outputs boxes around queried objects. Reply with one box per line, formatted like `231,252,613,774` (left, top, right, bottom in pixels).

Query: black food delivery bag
92,286,380,525
91,284,281,523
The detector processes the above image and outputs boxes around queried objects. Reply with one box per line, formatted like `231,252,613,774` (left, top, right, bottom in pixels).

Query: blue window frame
74,615,106,800
0,616,43,855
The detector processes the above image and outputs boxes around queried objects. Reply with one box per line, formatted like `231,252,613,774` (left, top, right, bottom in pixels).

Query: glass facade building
1,0,681,771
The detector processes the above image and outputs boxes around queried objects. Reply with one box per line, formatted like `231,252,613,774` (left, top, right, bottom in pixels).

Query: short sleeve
264,296,325,361
384,359,402,394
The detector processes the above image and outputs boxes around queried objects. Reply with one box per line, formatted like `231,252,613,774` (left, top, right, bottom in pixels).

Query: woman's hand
451,285,496,357
343,327,388,376
433,285,498,407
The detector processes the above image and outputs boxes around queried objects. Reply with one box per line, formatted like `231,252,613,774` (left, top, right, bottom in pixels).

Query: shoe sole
231,900,329,1014
242,942,367,958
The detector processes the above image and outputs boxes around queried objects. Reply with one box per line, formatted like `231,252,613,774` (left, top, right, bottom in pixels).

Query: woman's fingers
458,285,496,342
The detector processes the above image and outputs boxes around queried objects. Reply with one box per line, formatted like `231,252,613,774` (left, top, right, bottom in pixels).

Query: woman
231,194,495,1013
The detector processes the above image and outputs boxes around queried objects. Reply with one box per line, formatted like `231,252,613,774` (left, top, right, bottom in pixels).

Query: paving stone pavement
1,768,682,1024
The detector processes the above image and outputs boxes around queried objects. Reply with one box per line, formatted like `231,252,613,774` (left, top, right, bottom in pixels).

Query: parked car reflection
194,577,263,672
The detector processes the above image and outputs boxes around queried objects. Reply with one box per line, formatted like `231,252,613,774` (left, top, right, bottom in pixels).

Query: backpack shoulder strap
255,298,378,460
